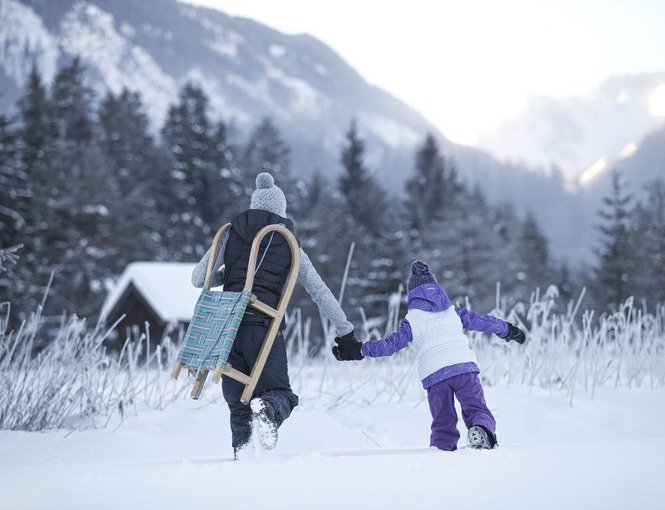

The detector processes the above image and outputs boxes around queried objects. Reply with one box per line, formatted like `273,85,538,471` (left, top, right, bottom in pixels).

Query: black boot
233,443,247,461
232,433,254,460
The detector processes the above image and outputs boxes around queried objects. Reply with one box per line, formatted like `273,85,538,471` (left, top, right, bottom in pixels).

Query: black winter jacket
223,210,298,314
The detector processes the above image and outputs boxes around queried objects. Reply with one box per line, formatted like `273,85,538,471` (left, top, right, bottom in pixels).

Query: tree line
590,169,665,311
1,58,663,336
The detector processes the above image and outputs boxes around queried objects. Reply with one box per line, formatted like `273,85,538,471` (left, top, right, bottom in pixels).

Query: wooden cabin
101,262,200,349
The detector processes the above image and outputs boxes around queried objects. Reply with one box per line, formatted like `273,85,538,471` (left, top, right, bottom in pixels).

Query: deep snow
1,380,664,510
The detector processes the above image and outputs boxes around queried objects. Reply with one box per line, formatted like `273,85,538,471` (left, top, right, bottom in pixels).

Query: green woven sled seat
177,289,253,371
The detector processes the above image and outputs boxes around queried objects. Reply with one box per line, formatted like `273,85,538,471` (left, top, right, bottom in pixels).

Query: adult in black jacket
192,173,357,455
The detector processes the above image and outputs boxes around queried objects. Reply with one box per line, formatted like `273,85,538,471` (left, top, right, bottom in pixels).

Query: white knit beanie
250,172,287,217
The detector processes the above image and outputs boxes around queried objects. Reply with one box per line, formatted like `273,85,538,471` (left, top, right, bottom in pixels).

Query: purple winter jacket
361,284,509,387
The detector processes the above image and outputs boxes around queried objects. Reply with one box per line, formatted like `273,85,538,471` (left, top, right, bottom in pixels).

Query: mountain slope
1,0,437,181
0,0,605,263
582,122,665,201
615,124,665,189
478,73,665,184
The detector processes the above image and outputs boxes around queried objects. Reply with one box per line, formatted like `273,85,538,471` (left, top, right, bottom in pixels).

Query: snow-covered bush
1,286,663,431
0,301,187,431
287,288,665,410
0,245,22,274
472,291,665,400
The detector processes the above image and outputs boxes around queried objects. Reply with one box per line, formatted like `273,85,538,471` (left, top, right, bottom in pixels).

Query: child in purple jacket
333,260,526,451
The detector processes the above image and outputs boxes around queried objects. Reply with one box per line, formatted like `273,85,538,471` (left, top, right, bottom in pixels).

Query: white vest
405,306,477,381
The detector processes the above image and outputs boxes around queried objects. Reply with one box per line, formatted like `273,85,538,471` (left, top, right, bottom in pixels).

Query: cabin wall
105,283,186,350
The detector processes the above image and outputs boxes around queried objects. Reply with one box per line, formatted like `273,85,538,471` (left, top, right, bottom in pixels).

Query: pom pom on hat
250,171,287,217
256,172,274,189
407,260,438,291
411,260,432,276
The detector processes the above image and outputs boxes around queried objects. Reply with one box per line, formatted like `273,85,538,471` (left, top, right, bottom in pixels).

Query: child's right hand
332,331,364,361
502,323,526,344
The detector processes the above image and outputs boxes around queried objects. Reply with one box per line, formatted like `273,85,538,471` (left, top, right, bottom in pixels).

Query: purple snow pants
426,372,496,451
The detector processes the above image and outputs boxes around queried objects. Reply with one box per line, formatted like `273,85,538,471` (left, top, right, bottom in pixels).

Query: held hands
332,330,364,361
502,323,526,344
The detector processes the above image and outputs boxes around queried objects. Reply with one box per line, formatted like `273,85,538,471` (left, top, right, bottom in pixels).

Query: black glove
331,331,364,361
502,323,526,344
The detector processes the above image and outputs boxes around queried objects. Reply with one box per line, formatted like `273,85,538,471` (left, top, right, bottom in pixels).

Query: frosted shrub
1,286,663,431
471,293,665,398
288,288,665,410
0,302,186,431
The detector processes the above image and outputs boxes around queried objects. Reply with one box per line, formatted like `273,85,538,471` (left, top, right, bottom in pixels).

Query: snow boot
233,442,251,461
467,425,497,449
250,398,278,450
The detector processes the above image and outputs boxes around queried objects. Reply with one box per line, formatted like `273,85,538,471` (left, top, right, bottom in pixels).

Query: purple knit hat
407,260,437,292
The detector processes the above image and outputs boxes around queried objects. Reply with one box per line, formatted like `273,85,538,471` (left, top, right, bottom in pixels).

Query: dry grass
1,283,663,431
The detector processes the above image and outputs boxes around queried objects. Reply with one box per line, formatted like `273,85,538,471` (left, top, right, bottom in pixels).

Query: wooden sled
171,222,300,403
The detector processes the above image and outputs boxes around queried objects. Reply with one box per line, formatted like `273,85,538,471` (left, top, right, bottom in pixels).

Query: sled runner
171,222,300,402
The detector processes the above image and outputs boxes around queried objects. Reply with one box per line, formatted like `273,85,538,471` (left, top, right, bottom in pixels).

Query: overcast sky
181,0,665,146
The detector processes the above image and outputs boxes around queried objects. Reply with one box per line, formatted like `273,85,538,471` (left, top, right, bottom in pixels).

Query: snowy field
2,294,664,509
2,366,664,510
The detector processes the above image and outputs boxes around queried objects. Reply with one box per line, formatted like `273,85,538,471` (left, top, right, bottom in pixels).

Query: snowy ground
2,374,664,510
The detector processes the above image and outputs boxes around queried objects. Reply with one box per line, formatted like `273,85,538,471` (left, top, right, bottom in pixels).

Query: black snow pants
222,314,299,448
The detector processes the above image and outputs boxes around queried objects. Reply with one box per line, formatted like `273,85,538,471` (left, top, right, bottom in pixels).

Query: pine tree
17,64,53,170
490,202,520,302
16,64,52,259
405,135,466,240
11,59,123,317
38,57,104,315
162,83,225,253
98,89,174,265
241,117,301,213
25,139,118,317
631,178,665,305
449,188,503,309
242,117,290,178
99,89,154,192
592,168,634,310
211,120,244,216
306,168,325,210
7,65,56,317
0,113,24,249
52,145,123,315
292,171,353,328
403,139,507,310
0,112,27,307
514,211,552,300
338,120,386,236
50,57,94,144
336,121,404,321
405,133,446,231
404,134,474,302
555,261,577,306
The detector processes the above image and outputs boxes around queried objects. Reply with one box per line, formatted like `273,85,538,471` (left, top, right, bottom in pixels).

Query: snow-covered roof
101,262,201,323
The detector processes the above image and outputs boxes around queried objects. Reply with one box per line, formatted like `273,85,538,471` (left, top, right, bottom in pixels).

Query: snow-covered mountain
478,73,665,188
5,0,655,265
594,122,665,198
0,0,454,186
1,0,559,189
